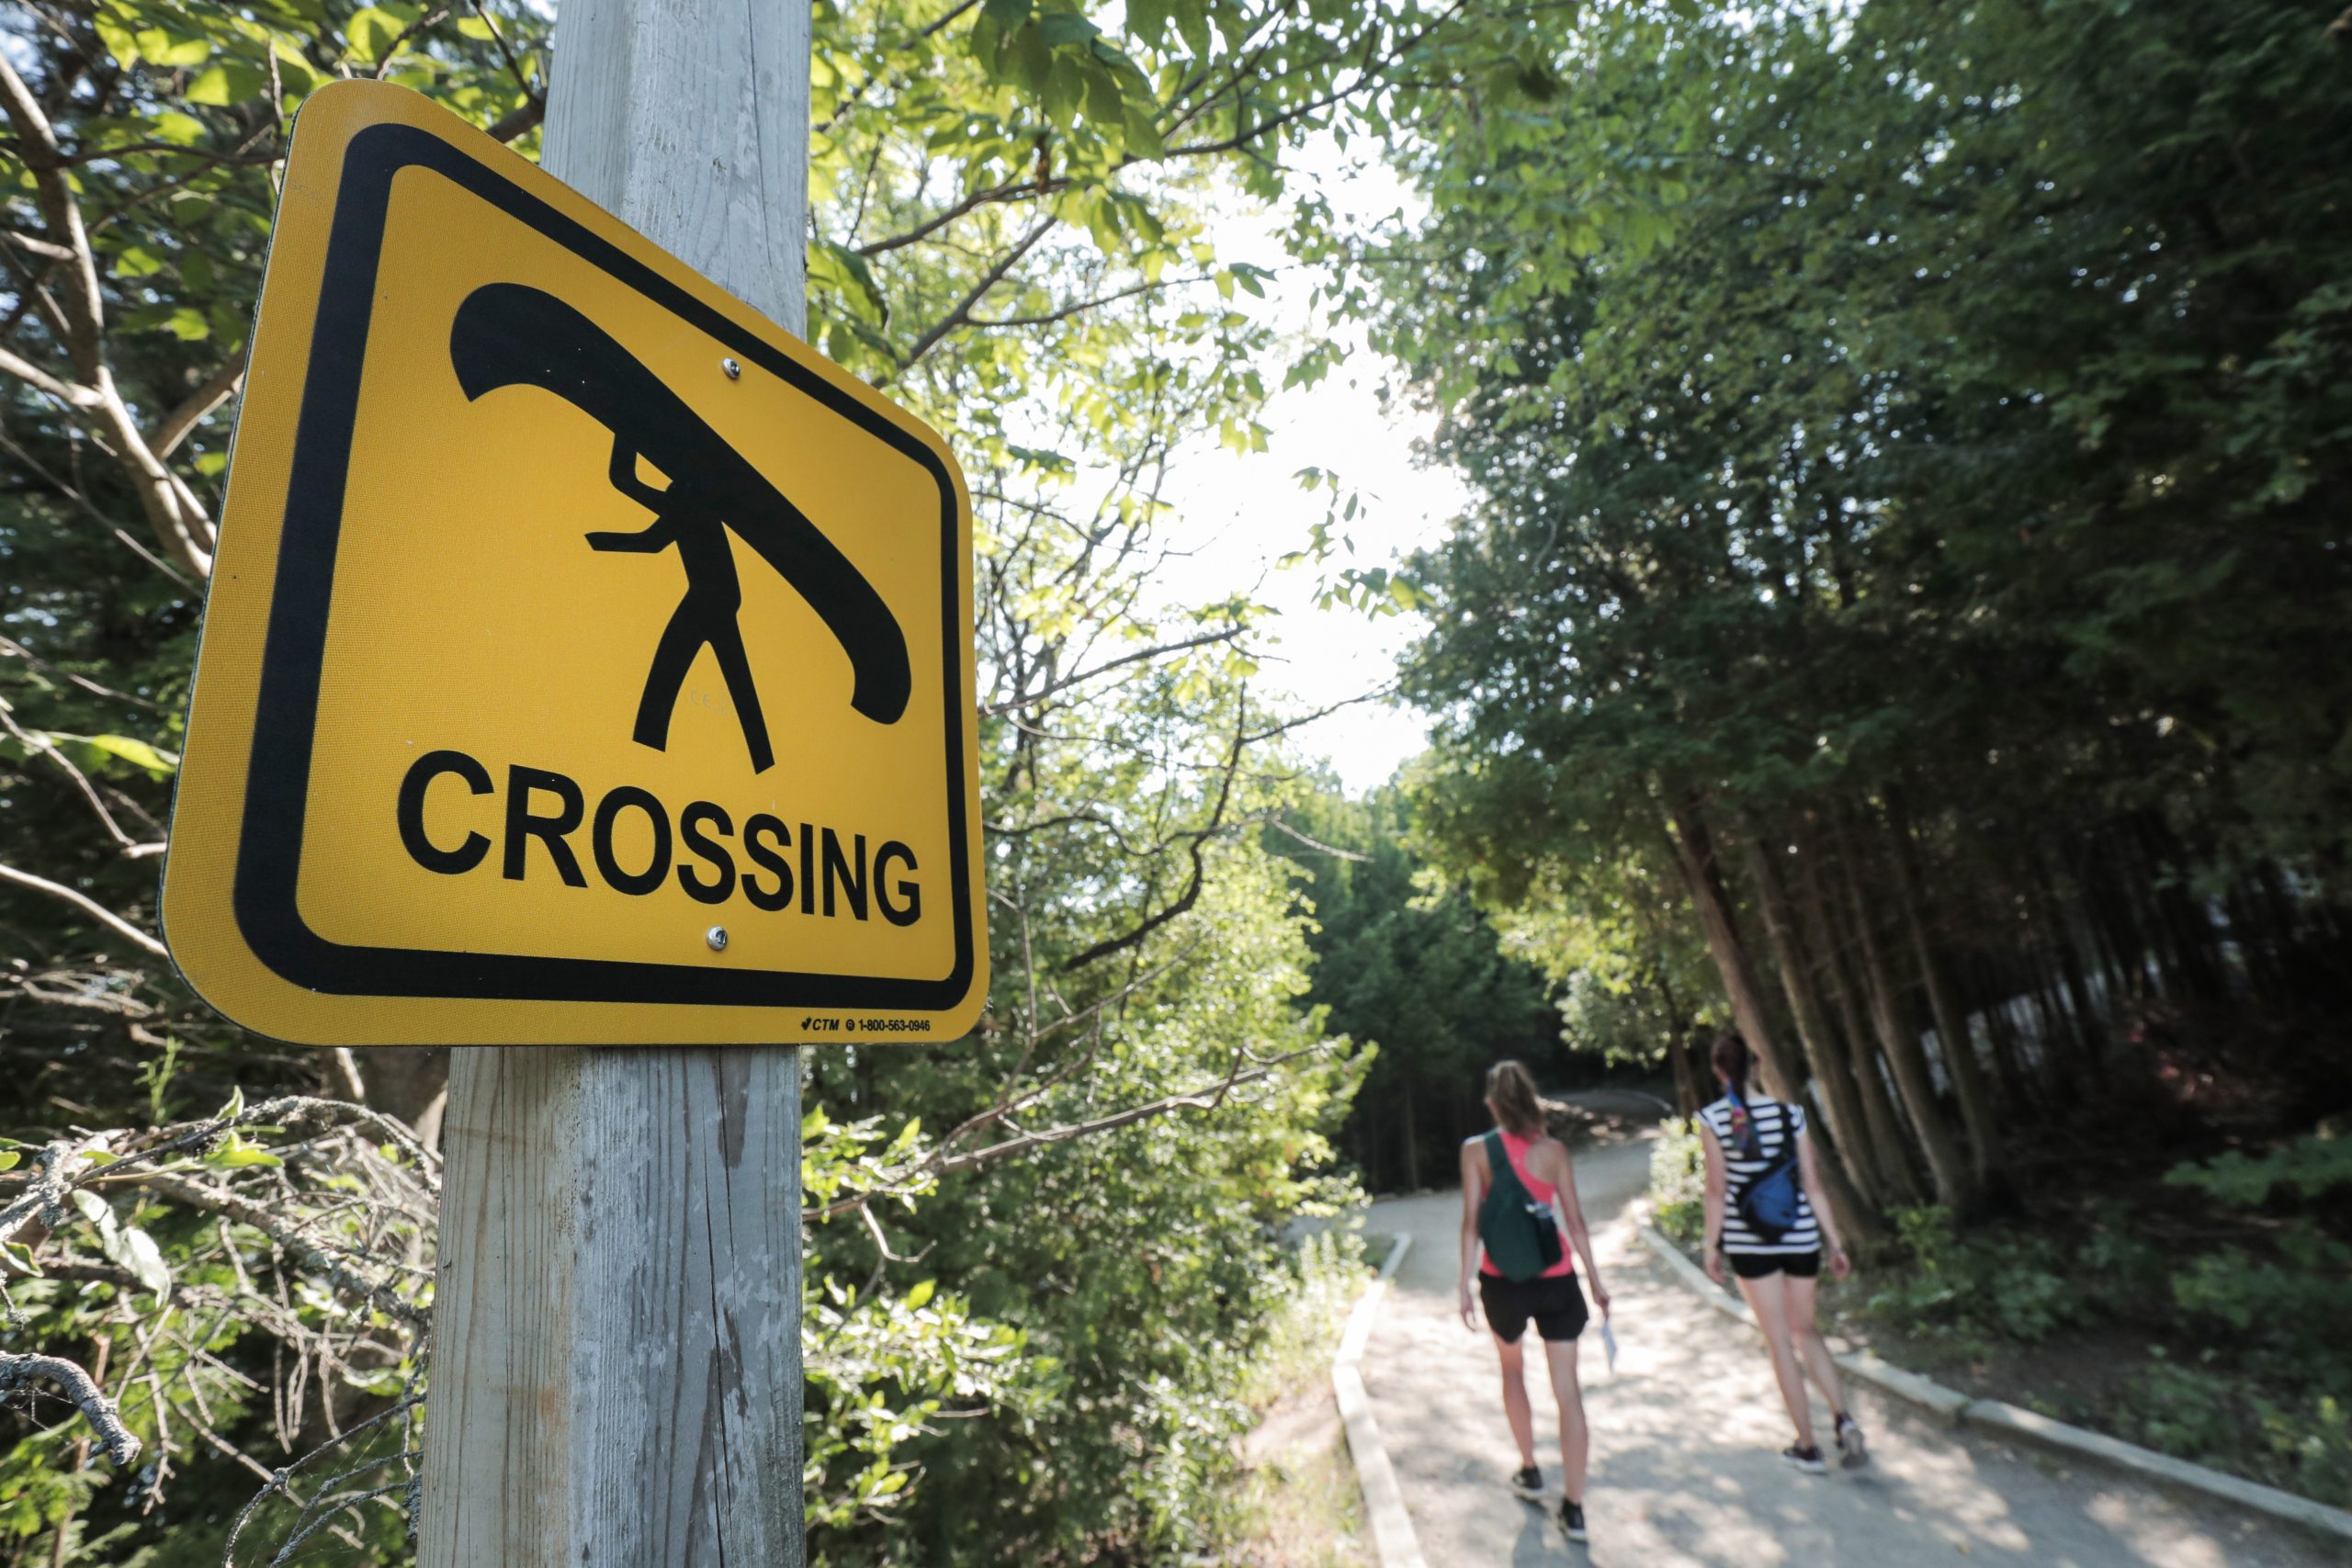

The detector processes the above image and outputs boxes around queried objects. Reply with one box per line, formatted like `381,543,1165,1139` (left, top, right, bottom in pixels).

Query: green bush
2116,1358,2352,1507
1646,1119,1707,1246
1861,1206,2086,1353
2164,1125,2352,1207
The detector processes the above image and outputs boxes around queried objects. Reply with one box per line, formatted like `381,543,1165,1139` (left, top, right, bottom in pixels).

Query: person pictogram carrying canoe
447,282,910,774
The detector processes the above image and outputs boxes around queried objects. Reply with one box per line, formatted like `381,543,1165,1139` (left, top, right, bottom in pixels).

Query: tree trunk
1403,1085,1420,1192
1836,816,1974,1213
1742,828,1887,1213
2028,870,2104,1066
1655,972,1702,1118
1666,799,1876,1246
1666,800,1800,1099
2027,943,2078,1101
1797,826,1923,1204
1882,804,2000,1187
1974,953,2037,1115
353,1046,451,1150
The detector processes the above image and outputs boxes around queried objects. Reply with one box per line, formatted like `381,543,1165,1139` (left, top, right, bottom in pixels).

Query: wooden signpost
160,3,983,1561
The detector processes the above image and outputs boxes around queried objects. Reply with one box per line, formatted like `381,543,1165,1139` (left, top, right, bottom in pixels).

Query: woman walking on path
1457,1060,1610,1545
1699,1032,1871,1474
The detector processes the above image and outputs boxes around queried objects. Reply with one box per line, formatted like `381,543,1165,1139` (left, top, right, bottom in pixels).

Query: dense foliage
1268,782,1559,1192
1387,0,2352,1501
1385,0,2352,1211
0,0,1521,1556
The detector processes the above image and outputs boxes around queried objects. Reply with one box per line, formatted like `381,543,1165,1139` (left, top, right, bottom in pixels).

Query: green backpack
1478,1130,1565,1282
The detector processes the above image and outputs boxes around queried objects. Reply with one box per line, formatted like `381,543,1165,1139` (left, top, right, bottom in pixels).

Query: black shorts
1478,1271,1589,1345
1729,1250,1820,1280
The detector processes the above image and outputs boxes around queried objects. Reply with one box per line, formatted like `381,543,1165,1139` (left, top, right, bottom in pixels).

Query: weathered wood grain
420,1049,804,1565
418,4,809,1562
540,0,810,333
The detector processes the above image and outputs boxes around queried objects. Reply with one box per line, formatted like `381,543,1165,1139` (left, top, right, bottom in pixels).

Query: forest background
4,0,2350,1563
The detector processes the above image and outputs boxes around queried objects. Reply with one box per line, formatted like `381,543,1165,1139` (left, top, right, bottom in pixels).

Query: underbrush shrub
1238,1229,1372,1408
1856,1130,2352,1505
2116,1359,2352,1507
1861,1206,2086,1352
1646,1119,1706,1245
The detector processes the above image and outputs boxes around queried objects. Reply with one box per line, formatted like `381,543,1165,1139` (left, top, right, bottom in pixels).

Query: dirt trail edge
1361,1133,2342,1568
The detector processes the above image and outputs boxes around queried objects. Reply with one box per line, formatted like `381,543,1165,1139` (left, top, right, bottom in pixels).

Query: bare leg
1543,1336,1588,1503
1736,1272,1816,1448
1494,1334,1537,1468
1785,1276,1849,1418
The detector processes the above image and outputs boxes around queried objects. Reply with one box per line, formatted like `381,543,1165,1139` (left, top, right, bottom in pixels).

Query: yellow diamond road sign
163,82,986,1046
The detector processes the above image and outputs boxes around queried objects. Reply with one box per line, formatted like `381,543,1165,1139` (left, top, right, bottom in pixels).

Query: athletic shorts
1478,1271,1589,1344
1729,1250,1820,1280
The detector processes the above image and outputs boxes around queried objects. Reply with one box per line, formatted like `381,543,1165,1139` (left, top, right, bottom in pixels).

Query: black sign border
231,119,977,1015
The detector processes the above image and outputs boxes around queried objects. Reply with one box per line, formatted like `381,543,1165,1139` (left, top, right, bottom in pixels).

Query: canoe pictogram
449,281,910,773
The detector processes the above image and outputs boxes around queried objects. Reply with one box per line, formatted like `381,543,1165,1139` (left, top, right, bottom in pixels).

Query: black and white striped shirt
1699,1096,1820,1256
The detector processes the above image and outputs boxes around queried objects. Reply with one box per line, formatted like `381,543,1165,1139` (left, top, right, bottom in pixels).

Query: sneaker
1836,1413,1870,1471
1782,1444,1828,1475
1556,1498,1588,1543
1509,1464,1543,1501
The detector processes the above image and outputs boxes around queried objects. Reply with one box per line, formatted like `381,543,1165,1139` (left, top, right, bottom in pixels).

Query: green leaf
93,15,140,66
1122,101,1165,160
186,63,269,107
84,733,177,776
205,1131,283,1169
1035,10,1100,48
345,6,409,63
0,1151,17,1172
905,1280,937,1310
151,111,208,147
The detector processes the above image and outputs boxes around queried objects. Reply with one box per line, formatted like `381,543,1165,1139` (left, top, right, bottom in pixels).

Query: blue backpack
1730,1095,1805,1245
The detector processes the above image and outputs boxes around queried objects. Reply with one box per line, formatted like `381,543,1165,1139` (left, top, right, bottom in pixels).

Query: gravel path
1360,1133,2343,1566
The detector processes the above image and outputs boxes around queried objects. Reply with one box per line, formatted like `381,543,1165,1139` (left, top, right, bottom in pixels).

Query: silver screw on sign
720,357,742,379
706,926,729,952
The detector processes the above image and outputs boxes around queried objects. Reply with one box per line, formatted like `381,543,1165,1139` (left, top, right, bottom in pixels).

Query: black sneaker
1509,1464,1542,1501
1557,1498,1588,1543
1782,1443,1827,1475
1836,1414,1870,1471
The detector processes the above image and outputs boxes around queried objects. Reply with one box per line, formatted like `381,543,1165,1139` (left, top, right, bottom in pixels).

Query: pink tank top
1479,1128,1576,1280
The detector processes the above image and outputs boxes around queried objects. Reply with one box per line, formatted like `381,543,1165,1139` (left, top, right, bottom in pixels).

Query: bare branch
0,1351,141,1467
151,350,248,460
0,859,165,957
0,51,219,572
0,699,153,853
932,1041,1331,1180
980,626,1243,716
0,633,164,710
1060,693,1250,974
888,217,1055,378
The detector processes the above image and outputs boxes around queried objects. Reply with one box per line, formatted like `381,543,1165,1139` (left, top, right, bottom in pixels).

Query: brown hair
1710,1032,1753,1100
1485,1060,1545,1138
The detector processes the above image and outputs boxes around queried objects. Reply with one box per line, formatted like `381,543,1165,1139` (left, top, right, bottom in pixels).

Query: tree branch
0,859,165,957
152,350,248,460
0,1352,141,1467
888,217,1055,378
979,626,1242,716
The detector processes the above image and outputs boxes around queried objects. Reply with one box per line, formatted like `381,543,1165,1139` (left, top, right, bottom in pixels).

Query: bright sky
1149,139,1468,795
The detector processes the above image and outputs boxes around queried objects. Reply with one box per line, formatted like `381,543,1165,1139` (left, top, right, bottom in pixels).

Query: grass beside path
1220,1229,1383,1567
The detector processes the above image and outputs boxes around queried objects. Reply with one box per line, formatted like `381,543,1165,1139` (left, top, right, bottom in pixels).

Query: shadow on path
1362,1134,2337,1567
